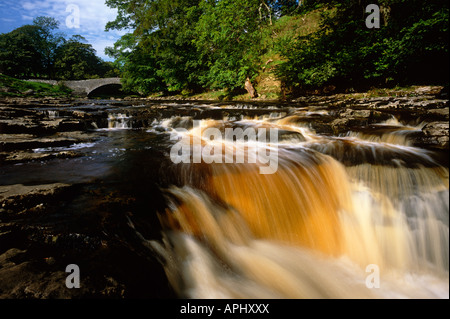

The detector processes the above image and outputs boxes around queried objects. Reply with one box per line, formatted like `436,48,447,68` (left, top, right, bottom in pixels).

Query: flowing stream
1,100,448,299
148,113,448,299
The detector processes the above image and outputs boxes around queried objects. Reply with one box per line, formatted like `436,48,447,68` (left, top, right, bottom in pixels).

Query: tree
54,35,109,80
105,0,273,95
276,0,449,94
0,25,43,78
0,16,117,81
194,0,267,92
0,16,63,79
374,0,449,84
106,0,206,94
271,0,302,16
33,16,65,78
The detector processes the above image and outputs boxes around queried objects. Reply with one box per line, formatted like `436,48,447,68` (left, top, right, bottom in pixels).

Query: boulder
421,121,449,149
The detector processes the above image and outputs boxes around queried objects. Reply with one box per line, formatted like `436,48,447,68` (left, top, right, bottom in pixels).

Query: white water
33,142,97,153
107,113,133,130
142,114,449,299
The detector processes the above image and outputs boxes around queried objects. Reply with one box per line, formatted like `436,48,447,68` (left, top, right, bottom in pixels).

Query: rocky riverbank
2,87,448,161
0,87,448,299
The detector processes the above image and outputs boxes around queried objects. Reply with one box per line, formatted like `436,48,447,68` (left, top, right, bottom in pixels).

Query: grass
348,86,443,99
171,83,432,102
177,90,230,101
252,10,325,101
0,74,72,98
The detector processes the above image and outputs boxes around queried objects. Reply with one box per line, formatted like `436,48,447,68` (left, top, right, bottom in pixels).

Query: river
0,97,448,298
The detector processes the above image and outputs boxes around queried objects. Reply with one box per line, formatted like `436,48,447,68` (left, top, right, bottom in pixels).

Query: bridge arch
63,78,122,96
87,83,123,97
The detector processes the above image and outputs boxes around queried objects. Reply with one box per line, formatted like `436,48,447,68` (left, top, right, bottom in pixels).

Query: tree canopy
2,2,447,95
105,0,275,95
0,16,119,80
105,0,448,97
276,0,449,94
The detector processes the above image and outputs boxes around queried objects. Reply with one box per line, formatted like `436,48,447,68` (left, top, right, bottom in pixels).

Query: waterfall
141,113,449,299
107,113,132,129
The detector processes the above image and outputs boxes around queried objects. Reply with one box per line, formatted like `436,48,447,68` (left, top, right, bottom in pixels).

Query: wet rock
0,134,80,152
44,256,56,265
1,150,81,164
40,119,64,130
1,151,63,164
0,106,37,117
55,131,96,141
331,118,350,135
101,276,126,298
427,108,449,121
0,87,12,93
0,258,127,298
421,122,449,149
0,248,26,266
416,99,448,109
413,86,444,95
0,119,43,135
33,232,105,252
0,249,77,299
0,183,72,216
340,109,372,118
72,110,87,118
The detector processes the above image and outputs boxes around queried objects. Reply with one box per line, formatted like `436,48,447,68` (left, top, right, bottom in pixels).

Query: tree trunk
263,2,272,26
245,77,258,98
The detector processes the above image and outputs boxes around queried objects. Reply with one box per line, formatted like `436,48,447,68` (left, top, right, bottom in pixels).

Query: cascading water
143,114,449,299
47,110,59,119
107,113,132,129
1,99,447,299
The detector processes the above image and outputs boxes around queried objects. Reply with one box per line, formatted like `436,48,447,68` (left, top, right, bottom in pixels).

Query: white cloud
90,37,116,59
22,1,49,11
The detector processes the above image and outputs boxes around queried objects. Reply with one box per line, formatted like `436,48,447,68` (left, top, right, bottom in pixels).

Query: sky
0,0,129,61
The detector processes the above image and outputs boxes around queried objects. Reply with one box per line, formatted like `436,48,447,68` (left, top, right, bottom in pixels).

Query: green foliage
0,74,72,97
376,5,449,84
106,0,206,94
122,46,165,95
276,0,449,93
194,0,265,91
0,25,43,78
54,36,109,80
0,16,116,81
104,0,448,97
32,16,65,78
106,0,272,95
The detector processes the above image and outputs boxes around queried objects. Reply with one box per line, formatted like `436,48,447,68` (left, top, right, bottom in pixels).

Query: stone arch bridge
26,78,122,97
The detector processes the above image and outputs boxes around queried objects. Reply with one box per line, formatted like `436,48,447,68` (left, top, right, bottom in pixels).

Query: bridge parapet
26,78,122,96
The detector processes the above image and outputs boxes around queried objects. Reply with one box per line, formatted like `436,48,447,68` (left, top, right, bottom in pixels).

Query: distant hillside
253,9,324,100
